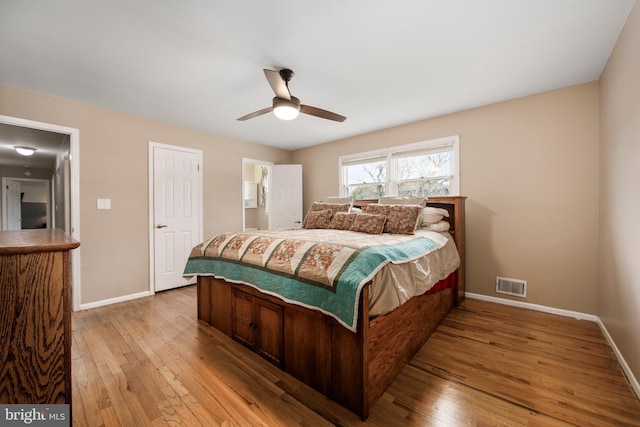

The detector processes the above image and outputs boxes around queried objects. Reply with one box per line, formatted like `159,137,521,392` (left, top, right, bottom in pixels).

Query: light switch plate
97,198,111,209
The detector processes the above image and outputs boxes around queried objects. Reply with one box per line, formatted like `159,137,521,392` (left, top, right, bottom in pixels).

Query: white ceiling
0,0,635,151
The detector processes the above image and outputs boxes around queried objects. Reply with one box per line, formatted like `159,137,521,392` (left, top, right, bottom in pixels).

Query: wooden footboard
197,272,456,419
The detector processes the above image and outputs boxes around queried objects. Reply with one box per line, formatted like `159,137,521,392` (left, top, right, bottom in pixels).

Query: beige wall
292,82,600,314
599,1,640,383
0,84,291,305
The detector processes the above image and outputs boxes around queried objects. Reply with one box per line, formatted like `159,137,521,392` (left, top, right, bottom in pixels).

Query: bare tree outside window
345,160,386,199
396,151,451,197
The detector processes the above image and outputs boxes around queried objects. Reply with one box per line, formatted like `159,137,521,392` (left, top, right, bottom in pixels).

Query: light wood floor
72,285,640,426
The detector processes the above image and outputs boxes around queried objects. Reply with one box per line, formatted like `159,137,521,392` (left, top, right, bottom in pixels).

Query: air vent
496,276,527,298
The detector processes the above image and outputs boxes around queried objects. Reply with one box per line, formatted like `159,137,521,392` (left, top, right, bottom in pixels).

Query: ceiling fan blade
300,105,347,122
264,69,291,100
237,107,273,121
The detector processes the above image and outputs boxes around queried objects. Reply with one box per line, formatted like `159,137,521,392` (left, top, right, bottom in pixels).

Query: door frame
0,114,81,310
148,141,203,294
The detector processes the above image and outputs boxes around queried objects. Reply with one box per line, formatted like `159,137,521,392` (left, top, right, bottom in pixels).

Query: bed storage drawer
231,289,284,368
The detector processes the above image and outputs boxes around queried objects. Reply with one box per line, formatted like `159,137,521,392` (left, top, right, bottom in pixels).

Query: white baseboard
465,292,599,321
77,290,154,311
596,317,640,400
465,292,640,400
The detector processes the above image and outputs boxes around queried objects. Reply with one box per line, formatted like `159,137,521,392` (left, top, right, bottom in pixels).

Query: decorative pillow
367,203,423,234
378,196,428,207
348,213,387,235
421,207,450,225
328,212,358,230
420,220,450,232
365,203,391,215
303,209,332,229
309,201,351,213
386,204,423,234
365,204,392,232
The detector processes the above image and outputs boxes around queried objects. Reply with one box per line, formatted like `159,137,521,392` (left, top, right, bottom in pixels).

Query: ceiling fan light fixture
273,97,300,120
238,69,345,122
15,146,37,156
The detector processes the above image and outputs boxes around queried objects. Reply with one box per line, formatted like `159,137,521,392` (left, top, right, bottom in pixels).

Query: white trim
596,318,640,399
465,292,640,399
78,290,155,311
339,135,458,163
0,114,81,311
148,142,203,295
451,135,460,195
465,292,598,321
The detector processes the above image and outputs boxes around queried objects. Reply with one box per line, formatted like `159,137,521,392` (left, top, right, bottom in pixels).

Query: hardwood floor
72,285,640,426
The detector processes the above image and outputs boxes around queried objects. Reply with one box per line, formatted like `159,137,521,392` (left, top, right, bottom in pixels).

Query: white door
152,145,202,292
5,179,22,230
269,165,303,230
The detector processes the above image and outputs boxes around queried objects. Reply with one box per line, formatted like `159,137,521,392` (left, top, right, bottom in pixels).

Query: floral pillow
303,209,332,229
364,204,392,232
328,212,358,230
349,213,387,235
309,201,351,213
366,203,422,234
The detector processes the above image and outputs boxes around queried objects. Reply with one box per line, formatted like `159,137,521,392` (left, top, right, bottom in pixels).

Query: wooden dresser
0,229,80,404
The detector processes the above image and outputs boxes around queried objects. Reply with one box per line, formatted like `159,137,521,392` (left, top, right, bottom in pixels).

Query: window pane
398,179,450,197
339,136,459,198
396,151,451,180
345,160,387,185
347,184,386,200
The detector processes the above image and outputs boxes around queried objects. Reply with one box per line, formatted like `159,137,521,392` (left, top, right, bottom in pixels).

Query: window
339,135,459,199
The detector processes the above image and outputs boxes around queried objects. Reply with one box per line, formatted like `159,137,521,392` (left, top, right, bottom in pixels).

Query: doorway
1,177,51,230
242,158,273,231
241,160,303,231
0,114,80,309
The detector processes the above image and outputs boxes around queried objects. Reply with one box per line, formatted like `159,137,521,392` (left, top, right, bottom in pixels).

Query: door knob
156,224,168,229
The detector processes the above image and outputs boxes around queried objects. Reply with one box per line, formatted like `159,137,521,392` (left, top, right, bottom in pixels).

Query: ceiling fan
237,69,346,122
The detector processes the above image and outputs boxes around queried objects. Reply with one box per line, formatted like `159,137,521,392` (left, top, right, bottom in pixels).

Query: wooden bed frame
196,196,465,419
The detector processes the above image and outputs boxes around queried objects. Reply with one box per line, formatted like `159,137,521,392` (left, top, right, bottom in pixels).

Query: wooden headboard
352,196,466,305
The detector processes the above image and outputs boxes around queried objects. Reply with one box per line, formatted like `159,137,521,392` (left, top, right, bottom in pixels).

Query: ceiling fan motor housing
279,69,294,82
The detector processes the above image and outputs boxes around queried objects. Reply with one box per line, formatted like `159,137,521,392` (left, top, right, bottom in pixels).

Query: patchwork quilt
184,230,441,331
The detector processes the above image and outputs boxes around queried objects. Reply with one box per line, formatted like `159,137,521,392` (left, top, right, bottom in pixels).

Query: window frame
338,135,460,199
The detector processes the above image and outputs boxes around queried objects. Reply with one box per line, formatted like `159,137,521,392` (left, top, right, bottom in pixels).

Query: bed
185,196,465,419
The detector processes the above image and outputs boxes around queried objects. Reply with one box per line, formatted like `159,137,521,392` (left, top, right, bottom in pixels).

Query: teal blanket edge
184,236,438,332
